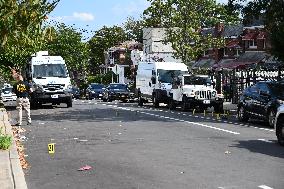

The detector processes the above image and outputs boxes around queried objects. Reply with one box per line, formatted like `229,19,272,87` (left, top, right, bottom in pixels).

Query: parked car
102,83,135,102
237,81,284,127
275,104,284,146
87,83,105,100
1,87,16,102
69,87,81,99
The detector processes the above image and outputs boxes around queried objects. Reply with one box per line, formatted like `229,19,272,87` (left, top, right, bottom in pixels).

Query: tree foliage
143,0,239,63
266,0,284,61
43,23,89,81
123,17,144,43
0,0,60,79
88,26,127,74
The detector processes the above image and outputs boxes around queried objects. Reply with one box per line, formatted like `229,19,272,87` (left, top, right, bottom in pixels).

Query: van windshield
184,76,212,85
33,64,68,78
157,69,187,83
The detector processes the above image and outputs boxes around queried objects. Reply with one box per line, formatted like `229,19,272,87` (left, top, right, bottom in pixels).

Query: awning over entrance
220,52,267,69
242,32,258,40
192,59,216,68
226,39,241,48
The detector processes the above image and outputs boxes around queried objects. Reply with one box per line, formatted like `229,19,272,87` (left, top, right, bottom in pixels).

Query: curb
0,109,28,189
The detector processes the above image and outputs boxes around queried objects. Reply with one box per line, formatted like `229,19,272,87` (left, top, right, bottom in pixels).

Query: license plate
121,95,125,97
203,100,210,104
51,95,58,98
99,94,102,96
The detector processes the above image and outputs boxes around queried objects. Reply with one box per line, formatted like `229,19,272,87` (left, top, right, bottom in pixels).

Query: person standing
13,75,32,126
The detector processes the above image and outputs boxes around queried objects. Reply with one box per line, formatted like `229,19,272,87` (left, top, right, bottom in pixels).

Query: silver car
275,104,284,146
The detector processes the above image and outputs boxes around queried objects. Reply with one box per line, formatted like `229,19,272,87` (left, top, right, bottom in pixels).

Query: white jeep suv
275,104,284,146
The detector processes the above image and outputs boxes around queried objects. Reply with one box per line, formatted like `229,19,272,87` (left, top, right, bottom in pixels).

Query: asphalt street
7,100,284,189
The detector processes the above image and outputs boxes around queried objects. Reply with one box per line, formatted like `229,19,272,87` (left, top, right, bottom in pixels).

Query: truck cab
169,74,224,112
25,51,72,108
136,62,188,107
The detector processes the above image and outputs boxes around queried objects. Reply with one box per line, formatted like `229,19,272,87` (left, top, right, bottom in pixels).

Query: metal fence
209,64,284,104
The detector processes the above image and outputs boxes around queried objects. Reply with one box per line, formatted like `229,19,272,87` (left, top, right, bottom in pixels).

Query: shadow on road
230,140,284,159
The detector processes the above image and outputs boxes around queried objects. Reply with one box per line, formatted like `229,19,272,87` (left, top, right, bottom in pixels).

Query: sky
48,0,229,40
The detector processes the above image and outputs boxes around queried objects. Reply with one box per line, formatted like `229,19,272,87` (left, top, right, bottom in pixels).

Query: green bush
0,129,12,150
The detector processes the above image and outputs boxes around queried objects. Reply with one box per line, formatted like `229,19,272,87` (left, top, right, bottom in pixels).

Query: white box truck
23,51,73,108
136,62,188,107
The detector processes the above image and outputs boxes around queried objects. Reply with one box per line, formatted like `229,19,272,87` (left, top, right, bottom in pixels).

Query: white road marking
258,139,274,143
184,121,240,135
258,185,274,189
98,103,272,134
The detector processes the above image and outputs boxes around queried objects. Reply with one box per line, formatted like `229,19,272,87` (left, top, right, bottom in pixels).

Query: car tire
238,105,249,122
67,98,72,108
276,117,284,146
169,99,176,110
214,103,224,114
152,95,159,108
267,109,276,128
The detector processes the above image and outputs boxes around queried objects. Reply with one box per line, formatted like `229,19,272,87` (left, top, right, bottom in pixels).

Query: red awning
242,32,258,40
226,39,240,48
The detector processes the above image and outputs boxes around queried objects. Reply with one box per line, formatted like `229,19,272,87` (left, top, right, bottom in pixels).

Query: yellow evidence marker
48,143,55,154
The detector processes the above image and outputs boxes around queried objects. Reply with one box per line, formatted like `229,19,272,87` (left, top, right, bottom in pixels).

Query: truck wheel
276,117,284,146
214,103,224,114
138,97,143,106
181,97,189,112
152,95,159,108
169,99,176,110
67,99,72,108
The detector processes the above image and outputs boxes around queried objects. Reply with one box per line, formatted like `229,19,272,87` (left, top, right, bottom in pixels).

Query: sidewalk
0,108,27,189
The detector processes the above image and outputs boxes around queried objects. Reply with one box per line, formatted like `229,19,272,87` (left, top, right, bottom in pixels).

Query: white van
136,62,188,107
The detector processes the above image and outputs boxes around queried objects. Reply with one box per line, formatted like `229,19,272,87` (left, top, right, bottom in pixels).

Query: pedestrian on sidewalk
13,75,32,126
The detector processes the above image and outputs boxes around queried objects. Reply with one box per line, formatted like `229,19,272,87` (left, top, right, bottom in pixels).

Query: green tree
0,0,60,78
242,0,269,26
88,26,127,74
224,0,244,17
143,0,239,63
266,0,284,61
44,23,89,82
123,17,144,43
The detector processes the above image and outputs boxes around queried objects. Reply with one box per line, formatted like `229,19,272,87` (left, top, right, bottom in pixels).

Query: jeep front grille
199,90,212,99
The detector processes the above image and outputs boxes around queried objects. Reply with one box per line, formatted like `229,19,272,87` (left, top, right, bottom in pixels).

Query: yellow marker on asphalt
216,114,220,120
48,143,55,154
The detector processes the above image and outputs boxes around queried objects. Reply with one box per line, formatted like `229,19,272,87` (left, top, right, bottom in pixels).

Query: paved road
7,100,284,189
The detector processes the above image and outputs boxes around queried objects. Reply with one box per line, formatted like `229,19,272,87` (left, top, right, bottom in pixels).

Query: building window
249,39,257,49
224,48,229,57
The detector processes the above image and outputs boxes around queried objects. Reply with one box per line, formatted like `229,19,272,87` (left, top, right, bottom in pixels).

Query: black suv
237,81,284,127
87,83,105,100
102,83,134,102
